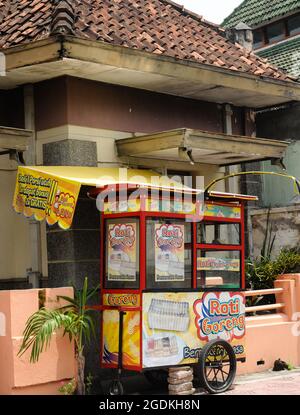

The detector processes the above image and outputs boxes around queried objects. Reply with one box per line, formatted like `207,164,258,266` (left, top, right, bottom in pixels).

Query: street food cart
12,166,257,394
88,176,255,395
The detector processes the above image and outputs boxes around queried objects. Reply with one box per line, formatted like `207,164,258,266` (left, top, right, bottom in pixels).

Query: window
104,218,140,289
287,15,300,36
266,21,285,44
197,222,240,246
253,29,265,49
197,250,241,289
146,218,192,289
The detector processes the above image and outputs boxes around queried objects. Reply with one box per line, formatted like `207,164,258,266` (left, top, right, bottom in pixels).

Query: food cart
12,166,257,395
88,178,256,395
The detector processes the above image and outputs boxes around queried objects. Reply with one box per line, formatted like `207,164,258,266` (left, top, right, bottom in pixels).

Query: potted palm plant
18,277,98,395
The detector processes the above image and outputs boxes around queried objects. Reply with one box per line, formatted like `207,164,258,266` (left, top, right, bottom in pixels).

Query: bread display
148,299,190,332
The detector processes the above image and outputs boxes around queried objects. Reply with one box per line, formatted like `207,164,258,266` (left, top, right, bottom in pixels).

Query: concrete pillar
24,84,42,288
43,138,102,390
275,279,297,321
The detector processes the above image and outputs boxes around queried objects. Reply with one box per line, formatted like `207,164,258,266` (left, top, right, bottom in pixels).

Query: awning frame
116,128,289,167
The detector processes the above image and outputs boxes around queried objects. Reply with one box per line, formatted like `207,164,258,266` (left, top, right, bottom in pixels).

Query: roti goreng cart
12,165,262,395
12,166,300,395
88,176,256,395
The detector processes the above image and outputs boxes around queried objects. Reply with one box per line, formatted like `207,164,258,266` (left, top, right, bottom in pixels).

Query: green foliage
246,248,300,291
58,378,76,395
85,372,94,395
260,208,276,260
18,277,99,362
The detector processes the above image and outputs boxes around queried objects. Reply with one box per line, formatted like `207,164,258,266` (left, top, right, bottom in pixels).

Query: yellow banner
13,166,81,229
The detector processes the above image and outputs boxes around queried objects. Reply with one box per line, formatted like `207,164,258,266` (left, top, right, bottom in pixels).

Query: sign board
142,291,245,368
13,166,81,229
154,224,185,282
107,223,137,281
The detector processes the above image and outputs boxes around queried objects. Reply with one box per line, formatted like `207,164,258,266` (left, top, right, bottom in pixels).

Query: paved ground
101,368,300,395
220,368,300,395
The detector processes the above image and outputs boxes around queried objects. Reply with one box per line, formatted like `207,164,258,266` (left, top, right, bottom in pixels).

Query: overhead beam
116,128,288,161
0,126,32,151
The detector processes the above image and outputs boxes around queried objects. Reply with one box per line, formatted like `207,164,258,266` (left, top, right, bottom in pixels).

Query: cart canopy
12,165,257,229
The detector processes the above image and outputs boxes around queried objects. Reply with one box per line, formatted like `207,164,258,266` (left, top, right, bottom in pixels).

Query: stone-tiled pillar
43,139,100,290
43,139,104,391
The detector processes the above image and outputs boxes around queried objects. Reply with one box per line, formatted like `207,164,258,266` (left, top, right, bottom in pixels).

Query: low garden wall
0,277,299,394
0,287,76,395
238,274,300,375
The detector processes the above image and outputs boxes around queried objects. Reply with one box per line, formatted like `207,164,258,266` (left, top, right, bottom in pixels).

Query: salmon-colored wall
34,76,246,135
0,288,76,395
238,274,300,375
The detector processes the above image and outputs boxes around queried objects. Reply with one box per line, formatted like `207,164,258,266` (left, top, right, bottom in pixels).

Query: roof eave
2,35,300,107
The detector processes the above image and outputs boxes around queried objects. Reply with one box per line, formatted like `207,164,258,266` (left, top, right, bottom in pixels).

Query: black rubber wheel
197,339,236,394
109,380,124,395
144,369,168,386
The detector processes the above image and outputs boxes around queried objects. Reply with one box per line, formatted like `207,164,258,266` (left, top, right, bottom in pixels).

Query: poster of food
154,224,185,282
107,223,137,281
142,291,246,368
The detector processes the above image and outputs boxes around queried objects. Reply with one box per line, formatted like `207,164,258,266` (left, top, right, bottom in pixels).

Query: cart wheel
109,380,124,395
144,369,168,386
197,339,236,394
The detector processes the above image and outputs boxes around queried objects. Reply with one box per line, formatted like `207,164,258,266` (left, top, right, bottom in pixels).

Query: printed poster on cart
142,291,246,368
154,223,185,282
108,223,137,281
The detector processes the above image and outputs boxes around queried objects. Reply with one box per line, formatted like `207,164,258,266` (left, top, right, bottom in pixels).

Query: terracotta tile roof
223,0,300,29
0,0,295,82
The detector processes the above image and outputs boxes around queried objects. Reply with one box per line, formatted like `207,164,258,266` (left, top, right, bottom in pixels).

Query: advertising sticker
154,224,185,282
142,291,246,368
107,223,137,281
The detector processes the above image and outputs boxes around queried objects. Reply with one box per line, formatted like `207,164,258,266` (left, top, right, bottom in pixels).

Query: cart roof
12,166,257,229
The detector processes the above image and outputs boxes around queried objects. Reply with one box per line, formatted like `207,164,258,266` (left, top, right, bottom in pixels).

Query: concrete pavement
221,368,300,395
100,368,300,395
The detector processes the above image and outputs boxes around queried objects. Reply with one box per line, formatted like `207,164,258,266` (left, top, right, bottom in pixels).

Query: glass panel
287,15,300,36
146,218,192,289
197,222,240,245
253,29,264,49
197,250,241,289
266,21,285,44
105,218,140,289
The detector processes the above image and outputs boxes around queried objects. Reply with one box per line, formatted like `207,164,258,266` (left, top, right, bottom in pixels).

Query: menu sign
154,224,185,282
108,223,137,281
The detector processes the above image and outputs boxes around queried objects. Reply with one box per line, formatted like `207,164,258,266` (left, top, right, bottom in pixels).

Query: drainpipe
24,84,42,288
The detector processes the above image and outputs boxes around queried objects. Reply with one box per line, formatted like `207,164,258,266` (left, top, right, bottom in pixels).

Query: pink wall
238,274,300,375
0,288,76,395
1,276,299,394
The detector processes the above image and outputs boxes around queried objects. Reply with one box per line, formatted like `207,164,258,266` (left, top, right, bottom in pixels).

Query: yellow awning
12,166,257,229
12,166,193,229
